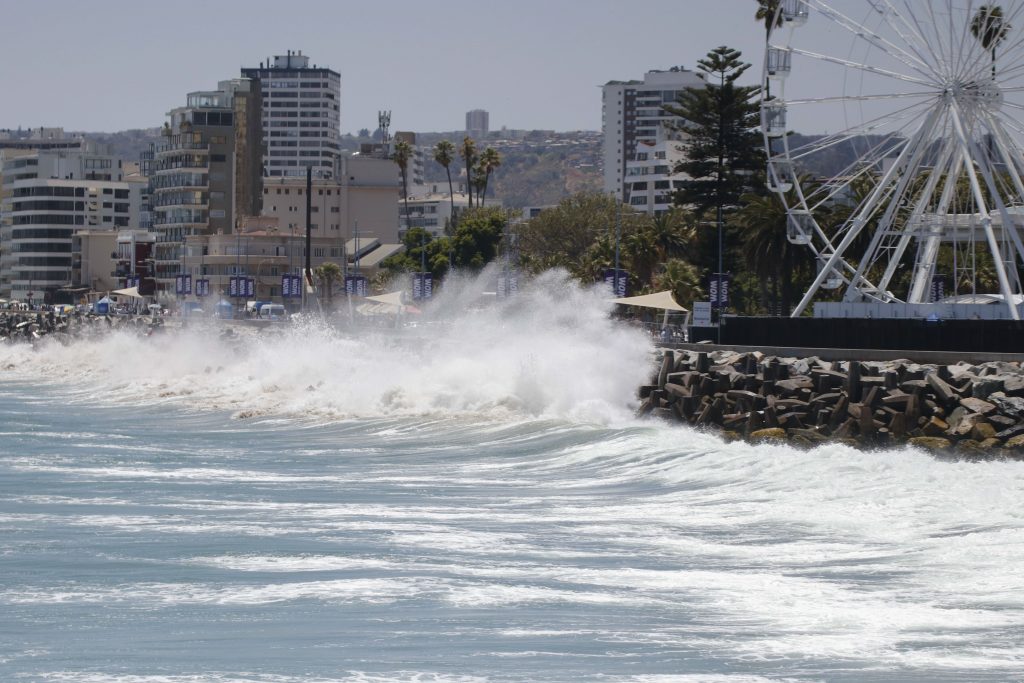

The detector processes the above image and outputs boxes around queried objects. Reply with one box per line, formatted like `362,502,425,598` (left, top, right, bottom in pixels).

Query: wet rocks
638,349,1024,459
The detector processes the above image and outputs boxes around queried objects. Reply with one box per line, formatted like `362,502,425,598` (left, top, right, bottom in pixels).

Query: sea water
1,273,1023,682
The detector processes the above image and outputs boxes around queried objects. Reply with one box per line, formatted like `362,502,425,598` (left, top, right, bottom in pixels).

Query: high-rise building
149,78,263,293
0,141,142,301
602,67,704,203
241,51,341,178
466,109,489,140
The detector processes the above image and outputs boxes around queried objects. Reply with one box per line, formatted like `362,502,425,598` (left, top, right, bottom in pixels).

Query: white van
261,303,287,320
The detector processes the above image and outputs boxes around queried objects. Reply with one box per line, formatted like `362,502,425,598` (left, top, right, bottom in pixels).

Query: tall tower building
241,51,341,178
149,78,263,292
601,67,704,203
465,109,489,140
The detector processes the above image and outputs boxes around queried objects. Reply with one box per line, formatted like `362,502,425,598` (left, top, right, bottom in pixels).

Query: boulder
749,427,787,443
970,421,998,441
959,397,996,415
908,436,953,452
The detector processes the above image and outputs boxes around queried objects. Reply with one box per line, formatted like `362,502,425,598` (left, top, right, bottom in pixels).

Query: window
311,206,319,212
630,196,648,205
210,154,226,163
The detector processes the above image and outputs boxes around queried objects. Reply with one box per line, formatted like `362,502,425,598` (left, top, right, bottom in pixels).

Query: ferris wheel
764,0,1024,320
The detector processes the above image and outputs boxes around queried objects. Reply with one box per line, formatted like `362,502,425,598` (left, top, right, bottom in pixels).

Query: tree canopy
663,46,765,218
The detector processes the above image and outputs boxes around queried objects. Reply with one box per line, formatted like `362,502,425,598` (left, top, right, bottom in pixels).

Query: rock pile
638,348,1024,457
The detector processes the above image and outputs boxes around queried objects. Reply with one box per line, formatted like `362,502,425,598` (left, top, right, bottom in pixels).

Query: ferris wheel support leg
982,113,1024,268
904,143,963,302
789,107,939,316
874,134,958,300
843,106,946,303
950,104,1020,321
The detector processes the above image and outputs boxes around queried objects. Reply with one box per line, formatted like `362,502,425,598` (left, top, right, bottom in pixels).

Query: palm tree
655,258,704,307
459,137,478,208
971,5,1010,78
433,140,456,216
314,262,343,302
392,140,413,232
477,147,502,207
733,191,813,314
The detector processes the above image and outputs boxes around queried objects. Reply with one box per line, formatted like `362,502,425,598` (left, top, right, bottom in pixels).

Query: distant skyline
0,0,771,135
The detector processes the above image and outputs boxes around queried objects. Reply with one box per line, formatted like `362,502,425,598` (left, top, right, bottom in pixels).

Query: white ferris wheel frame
763,0,1024,320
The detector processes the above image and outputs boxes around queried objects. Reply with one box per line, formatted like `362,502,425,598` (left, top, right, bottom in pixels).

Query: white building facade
602,67,704,203
0,144,142,301
242,51,341,178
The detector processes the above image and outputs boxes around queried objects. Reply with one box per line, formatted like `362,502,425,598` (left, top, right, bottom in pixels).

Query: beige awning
111,286,144,299
610,290,688,312
364,290,404,307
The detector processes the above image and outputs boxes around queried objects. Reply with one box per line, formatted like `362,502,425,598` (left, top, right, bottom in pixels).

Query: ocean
2,275,1023,682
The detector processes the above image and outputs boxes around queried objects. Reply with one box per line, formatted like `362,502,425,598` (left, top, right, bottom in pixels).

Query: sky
0,0,771,135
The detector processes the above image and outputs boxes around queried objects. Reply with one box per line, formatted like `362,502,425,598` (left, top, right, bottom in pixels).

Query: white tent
111,286,144,299
610,290,688,312
364,291,404,307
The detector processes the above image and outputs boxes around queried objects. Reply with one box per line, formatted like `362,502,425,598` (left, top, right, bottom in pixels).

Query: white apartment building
0,143,142,301
242,51,341,178
398,182,472,238
602,67,704,203
623,128,691,215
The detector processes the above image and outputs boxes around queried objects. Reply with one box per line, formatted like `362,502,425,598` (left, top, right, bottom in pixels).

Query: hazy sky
0,0,771,134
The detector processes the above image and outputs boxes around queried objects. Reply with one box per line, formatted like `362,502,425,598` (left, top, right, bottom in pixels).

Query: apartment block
0,141,142,301
149,78,263,293
602,67,704,205
241,51,341,178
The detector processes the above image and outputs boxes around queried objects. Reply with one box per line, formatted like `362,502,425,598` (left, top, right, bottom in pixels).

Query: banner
411,272,433,301
281,274,302,298
195,278,210,297
497,271,519,298
175,274,192,296
228,276,253,297
345,275,369,297
930,275,945,303
603,268,629,297
709,273,731,309
126,275,140,288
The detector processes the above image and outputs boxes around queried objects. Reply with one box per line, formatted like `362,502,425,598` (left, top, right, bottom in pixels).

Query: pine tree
664,46,764,219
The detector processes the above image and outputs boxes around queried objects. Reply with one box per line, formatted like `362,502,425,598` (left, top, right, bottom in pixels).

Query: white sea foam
0,270,653,426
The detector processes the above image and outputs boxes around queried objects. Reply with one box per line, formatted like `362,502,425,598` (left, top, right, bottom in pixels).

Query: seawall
639,347,1024,459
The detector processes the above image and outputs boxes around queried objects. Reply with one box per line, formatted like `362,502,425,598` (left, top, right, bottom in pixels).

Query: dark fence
691,316,1024,353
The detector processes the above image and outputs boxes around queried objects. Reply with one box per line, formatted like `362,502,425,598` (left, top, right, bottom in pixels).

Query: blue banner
175,274,192,296
709,273,731,309
195,279,210,297
412,272,433,300
497,271,519,298
345,275,368,297
281,274,302,298
603,268,629,297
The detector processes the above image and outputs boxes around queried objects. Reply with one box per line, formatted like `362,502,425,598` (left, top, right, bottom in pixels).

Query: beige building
71,230,119,294
261,155,400,246
181,214,401,302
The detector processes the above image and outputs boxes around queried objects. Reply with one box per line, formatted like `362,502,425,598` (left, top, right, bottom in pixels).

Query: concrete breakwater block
638,348,1024,459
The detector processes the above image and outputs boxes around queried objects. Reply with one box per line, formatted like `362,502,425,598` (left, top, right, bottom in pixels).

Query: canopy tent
610,290,688,312
357,290,421,316
111,286,144,299
364,291,404,307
